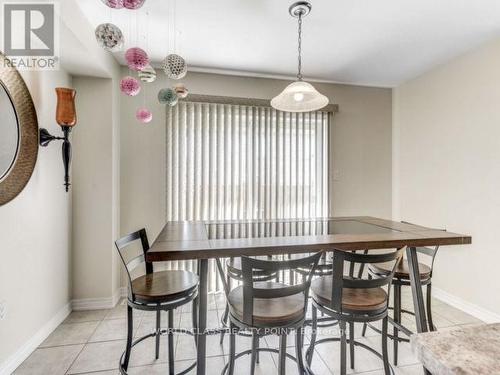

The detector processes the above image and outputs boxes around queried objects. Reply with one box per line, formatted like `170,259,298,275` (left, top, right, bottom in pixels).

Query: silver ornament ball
138,65,157,83
95,23,124,52
162,54,187,80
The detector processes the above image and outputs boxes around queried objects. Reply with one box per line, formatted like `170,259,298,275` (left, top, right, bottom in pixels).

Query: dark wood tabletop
146,216,471,262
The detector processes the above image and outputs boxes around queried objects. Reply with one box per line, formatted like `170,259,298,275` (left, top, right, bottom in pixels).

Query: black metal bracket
39,127,72,192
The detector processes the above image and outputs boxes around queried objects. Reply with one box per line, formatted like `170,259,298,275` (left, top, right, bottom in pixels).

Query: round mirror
0,53,38,206
0,82,19,180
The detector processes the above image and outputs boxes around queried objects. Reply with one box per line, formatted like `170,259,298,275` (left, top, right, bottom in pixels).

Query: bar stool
363,245,439,365
115,229,199,375
217,256,277,340
223,252,322,375
307,248,404,375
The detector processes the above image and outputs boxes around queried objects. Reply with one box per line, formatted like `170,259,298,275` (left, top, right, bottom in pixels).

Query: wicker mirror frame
0,53,38,205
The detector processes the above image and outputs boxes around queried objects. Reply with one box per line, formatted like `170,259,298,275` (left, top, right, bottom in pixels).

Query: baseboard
433,287,500,324
0,302,72,375
72,288,123,311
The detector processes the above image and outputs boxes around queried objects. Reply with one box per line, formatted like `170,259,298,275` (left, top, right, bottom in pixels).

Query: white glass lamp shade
271,80,328,113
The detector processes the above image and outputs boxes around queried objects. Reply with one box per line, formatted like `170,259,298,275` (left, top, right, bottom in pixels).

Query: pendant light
271,1,328,113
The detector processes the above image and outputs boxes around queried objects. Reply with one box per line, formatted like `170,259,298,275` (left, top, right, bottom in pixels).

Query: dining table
145,216,471,375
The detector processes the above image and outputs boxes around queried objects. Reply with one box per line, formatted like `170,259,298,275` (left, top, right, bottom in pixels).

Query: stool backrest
240,252,323,326
401,221,442,275
329,248,404,313
114,228,153,301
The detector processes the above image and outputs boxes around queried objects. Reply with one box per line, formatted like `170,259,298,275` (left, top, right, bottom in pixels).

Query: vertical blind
165,101,332,291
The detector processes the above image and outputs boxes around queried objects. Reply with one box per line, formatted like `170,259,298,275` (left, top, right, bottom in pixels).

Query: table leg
197,259,208,375
406,246,429,333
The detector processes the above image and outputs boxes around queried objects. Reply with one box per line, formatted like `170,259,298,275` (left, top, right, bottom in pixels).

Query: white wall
393,37,500,318
0,69,72,373
72,75,121,305
120,69,393,241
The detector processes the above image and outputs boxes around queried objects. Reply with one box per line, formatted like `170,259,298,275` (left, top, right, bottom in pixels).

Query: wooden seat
228,282,305,325
225,253,322,375
131,270,199,303
115,229,198,374
369,260,431,280
311,276,388,312
307,248,404,375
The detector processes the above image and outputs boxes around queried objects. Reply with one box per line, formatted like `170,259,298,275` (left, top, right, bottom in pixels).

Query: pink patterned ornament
125,47,149,71
123,0,146,9
120,76,141,96
136,108,153,123
101,0,124,9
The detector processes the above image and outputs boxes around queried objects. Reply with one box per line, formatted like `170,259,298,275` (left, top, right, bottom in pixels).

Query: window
165,100,332,291
166,101,331,222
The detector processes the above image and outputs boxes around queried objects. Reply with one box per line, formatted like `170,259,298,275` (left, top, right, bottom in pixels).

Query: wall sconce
39,87,77,192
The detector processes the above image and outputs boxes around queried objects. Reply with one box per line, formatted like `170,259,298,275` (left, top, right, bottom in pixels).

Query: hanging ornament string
173,0,177,54
297,12,303,81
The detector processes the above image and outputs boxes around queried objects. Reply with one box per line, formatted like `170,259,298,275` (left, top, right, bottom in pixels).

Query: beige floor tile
67,341,123,374
179,309,221,330
40,321,99,348
265,330,310,349
283,346,333,375
176,331,225,361
134,311,181,338
104,303,144,320
68,338,168,374
14,293,479,375
64,310,108,324
89,317,141,343
14,345,83,375
433,304,483,325
314,336,390,374
127,356,225,374
223,351,277,375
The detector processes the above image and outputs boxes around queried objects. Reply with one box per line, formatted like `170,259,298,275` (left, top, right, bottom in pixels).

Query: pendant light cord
297,12,303,81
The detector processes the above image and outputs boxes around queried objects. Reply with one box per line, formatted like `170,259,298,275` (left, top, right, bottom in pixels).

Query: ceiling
77,0,500,87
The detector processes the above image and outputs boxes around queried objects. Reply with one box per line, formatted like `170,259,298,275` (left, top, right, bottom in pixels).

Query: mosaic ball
123,0,145,9
138,65,156,83
101,0,124,9
158,88,178,106
136,108,153,123
161,54,187,80
120,76,141,96
125,47,149,71
174,83,188,99
95,23,124,52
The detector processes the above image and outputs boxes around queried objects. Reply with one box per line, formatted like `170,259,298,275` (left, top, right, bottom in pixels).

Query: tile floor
14,289,483,375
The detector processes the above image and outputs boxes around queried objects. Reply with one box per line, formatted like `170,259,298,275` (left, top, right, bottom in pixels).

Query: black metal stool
115,229,199,375
224,252,322,375
363,245,439,365
307,248,404,375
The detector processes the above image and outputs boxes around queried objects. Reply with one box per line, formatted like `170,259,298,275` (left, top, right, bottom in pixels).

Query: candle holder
39,88,77,192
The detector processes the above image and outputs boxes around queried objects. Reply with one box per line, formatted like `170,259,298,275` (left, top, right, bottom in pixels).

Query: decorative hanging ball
158,88,178,106
138,65,156,83
125,47,149,71
120,76,141,96
95,23,124,52
101,0,124,9
123,0,146,9
174,83,189,99
136,108,153,123
161,54,187,80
